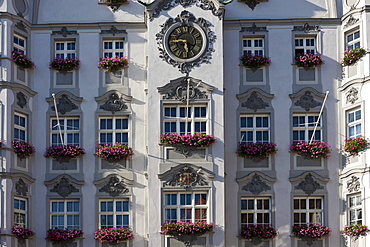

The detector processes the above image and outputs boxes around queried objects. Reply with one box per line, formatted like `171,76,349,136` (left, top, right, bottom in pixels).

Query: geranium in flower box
102,0,129,12
236,142,277,161
342,224,370,239
12,51,35,69
240,54,271,70
12,226,35,240
290,141,331,159
292,224,331,241
160,133,216,148
12,141,36,160
45,228,83,244
343,137,370,156
161,221,213,237
44,145,85,163
341,48,367,66
239,224,278,244
98,56,129,73
94,227,134,245
293,53,324,68
49,57,81,73
95,143,134,162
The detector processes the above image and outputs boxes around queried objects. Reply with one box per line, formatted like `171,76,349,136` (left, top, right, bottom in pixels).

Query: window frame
242,37,265,56
50,117,80,146
102,39,125,58
293,196,324,226
14,112,28,142
50,199,80,229
98,116,129,145
13,34,27,54
98,198,130,229
240,197,272,226
14,197,28,227
54,40,77,59
163,191,209,223
347,194,362,225
292,113,322,142
239,114,270,144
347,108,362,139
294,36,316,57
346,29,361,50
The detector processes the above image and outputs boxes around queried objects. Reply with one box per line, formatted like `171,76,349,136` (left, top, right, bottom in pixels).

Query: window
14,197,27,227
103,40,124,58
99,199,130,228
242,38,264,55
50,117,80,146
346,30,360,50
347,109,361,139
241,198,271,226
55,41,76,59
240,115,270,143
13,34,26,53
348,194,362,225
295,37,316,56
164,192,208,222
50,200,80,229
14,113,27,142
99,117,128,144
293,197,323,225
163,105,208,135
292,114,321,142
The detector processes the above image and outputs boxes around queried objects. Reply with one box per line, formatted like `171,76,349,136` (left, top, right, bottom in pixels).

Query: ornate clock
156,10,216,74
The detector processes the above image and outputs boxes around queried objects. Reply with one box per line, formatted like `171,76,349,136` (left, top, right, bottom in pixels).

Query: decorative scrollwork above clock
156,10,216,74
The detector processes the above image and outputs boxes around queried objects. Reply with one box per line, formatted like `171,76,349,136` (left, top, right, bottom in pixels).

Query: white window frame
163,192,209,223
50,117,80,146
55,40,76,59
50,199,80,229
348,194,362,225
347,108,362,139
14,112,27,142
346,30,360,50
242,38,264,56
99,199,130,229
240,197,271,226
14,197,27,227
98,116,129,145
103,39,125,58
293,197,324,225
292,113,322,142
13,34,26,54
240,114,270,144
294,36,316,56
163,104,208,135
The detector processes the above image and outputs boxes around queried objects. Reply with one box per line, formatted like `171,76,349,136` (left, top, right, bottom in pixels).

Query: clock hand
170,39,187,43
184,42,188,52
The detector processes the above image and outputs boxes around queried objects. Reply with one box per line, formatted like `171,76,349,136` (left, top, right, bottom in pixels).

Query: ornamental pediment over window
94,174,134,197
289,87,326,112
236,172,276,195
95,90,133,114
237,88,274,112
44,174,84,198
289,171,329,195
158,163,215,189
157,77,214,103
46,91,83,115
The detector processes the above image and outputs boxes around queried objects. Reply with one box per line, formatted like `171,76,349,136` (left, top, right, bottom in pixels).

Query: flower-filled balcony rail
46,228,83,245
236,142,277,161
290,141,331,159
94,227,134,245
12,226,35,241
293,53,324,69
341,48,367,66
49,57,81,74
240,54,271,71
292,224,331,245
160,133,216,148
342,224,370,240
238,224,278,245
98,56,129,73
44,145,85,163
100,0,129,12
12,141,36,160
343,136,370,156
12,51,35,69
161,222,213,239
95,143,133,162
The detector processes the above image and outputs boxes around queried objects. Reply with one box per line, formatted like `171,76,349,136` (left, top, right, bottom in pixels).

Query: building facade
0,0,369,246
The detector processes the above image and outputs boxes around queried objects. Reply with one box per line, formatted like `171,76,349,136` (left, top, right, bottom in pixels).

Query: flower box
12,141,36,160
239,224,278,244
240,54,271,71
341,48,367,66
94,227,134,245
98,56,129,73
95,143,133,162
161,222,213,237
237,142,277,161
292,224,331,241
343,137,370,156
49,57,81,73
46,228,83,244
44,145,85,163
160,133,216,148
342,224,369,239
290,141,331,159
12,51,35,69
293,53,324,68
12,226,35,240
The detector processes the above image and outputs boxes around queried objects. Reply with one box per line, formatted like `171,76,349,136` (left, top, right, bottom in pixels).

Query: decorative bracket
46,91,83,115
52,27,78,37
289,87,326,112
293,23,320,33
95,90,132,114
242,174,271,195
237,88,274,112
290,172,329,195
45,175,84,198
16,92,27,108
347,176,360,193
346,87,358,104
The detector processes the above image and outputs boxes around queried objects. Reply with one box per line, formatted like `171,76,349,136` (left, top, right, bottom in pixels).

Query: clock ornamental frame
156,10,216,74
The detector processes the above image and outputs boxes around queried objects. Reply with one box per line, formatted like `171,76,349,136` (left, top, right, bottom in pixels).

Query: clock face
166,24,205,61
